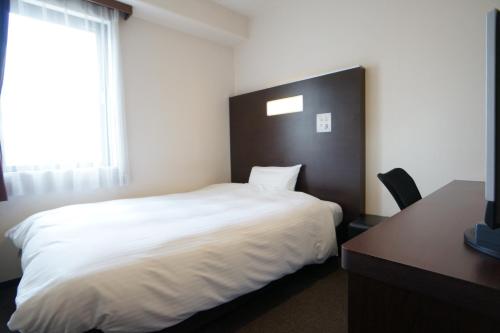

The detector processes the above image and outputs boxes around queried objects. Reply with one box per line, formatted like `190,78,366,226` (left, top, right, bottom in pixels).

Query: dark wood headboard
229,66,365,223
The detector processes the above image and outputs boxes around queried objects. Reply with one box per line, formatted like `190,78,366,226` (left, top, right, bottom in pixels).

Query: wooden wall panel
230,67,365,223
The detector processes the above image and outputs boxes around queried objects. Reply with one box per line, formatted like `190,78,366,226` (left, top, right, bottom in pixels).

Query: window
1,0,127,196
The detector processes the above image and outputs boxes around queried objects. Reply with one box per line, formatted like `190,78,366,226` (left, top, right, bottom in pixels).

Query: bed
6,66,365,333
6,183,342,333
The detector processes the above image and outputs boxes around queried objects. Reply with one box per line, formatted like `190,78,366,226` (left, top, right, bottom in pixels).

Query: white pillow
248,165,302,191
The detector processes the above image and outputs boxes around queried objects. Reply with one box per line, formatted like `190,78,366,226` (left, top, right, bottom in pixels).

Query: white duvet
6,183,339,333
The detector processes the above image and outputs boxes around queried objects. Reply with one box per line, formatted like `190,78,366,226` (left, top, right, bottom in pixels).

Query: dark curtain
0,0,9,201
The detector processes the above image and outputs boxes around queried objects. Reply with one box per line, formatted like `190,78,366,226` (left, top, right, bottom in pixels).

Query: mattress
5,183,340,333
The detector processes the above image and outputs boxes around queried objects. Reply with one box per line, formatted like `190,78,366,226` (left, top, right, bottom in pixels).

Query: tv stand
464,224,500,259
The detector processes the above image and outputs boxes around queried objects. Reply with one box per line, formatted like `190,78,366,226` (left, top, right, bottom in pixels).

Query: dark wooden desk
342,181,500,333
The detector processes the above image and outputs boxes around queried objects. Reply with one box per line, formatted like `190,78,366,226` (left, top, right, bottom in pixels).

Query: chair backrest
377,168,422,210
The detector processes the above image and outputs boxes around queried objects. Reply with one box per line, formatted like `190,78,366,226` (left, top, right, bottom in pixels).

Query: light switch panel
316,113,332,133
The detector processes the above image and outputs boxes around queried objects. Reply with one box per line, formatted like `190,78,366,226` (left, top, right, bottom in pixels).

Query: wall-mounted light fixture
266,95,303,116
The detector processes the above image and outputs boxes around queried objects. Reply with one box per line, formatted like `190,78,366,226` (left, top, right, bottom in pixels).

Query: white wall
233,0,499,217
0,17,233,282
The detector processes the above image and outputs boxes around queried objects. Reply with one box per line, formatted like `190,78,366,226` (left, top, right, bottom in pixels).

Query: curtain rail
86,0,132,19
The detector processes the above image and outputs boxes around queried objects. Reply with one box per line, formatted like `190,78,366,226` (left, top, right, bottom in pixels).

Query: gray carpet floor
1,262,347,333
212,267,347,333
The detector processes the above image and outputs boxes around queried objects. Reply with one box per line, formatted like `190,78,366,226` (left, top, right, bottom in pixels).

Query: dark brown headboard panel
229,66,365,223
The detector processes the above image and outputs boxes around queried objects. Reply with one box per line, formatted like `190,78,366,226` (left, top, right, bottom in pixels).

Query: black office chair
377,168,422,210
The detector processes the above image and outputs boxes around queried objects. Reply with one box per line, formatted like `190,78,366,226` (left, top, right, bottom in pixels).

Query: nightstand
348,214,388,240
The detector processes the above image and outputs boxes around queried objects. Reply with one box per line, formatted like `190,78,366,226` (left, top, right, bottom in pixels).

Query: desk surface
342,180,500,316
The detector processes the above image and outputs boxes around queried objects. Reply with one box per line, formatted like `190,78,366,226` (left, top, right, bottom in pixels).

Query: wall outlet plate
316,113,332,133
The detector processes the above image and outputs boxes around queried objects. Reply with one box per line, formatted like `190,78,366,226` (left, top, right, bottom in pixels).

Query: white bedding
6,183,340,333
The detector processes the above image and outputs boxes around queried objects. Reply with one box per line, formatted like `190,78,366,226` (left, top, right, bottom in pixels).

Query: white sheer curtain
1,0,128,196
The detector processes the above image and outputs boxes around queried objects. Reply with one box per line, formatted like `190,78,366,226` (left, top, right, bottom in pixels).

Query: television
464,9,500,259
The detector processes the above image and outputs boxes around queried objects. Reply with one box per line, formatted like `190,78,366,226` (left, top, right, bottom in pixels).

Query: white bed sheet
6,183,339,333
321,200,343,227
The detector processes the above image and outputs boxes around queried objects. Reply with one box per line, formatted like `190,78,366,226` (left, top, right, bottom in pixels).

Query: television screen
485,9,500,229
464,9,500,260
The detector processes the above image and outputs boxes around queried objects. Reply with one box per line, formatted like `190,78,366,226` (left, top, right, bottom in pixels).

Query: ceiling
211,0,273,18
121,0,249,45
